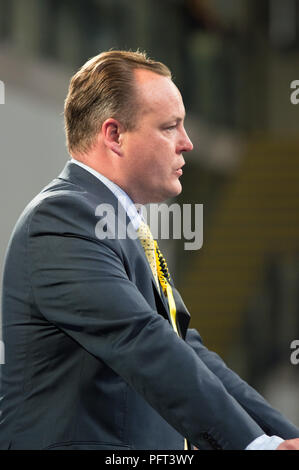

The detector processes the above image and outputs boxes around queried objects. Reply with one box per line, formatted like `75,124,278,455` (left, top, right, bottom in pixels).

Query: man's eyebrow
166,115,185,124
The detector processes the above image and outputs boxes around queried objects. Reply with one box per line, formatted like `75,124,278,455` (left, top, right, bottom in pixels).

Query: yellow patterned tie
137,221,189,449
137,221,160,289
137,222,179,335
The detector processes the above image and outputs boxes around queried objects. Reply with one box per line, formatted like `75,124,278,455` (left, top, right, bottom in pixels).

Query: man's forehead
134,69,184,117
134,69,179,97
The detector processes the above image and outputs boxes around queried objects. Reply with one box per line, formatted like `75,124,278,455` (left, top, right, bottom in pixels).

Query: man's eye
165,125,176,131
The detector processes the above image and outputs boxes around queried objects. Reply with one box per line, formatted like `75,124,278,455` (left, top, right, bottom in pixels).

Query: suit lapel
172,287,191,339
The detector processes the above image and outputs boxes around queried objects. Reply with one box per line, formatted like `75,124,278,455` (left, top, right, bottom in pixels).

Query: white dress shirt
70,157,284,450
246,434,283,450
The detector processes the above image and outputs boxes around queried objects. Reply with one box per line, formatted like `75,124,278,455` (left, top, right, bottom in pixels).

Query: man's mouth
174,159,185,177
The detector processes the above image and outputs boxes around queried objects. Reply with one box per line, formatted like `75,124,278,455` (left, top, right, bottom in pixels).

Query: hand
276,438,299,450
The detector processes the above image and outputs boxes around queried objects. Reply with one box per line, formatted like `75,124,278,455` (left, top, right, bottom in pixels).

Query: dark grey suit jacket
1,161,298,450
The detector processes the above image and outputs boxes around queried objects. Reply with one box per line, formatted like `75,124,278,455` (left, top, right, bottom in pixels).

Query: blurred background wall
0,0,298,424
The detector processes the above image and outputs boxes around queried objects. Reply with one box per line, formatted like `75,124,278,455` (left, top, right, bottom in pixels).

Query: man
0,50,299,450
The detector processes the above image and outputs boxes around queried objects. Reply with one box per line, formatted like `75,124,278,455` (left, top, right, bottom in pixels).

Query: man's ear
101,118,124,157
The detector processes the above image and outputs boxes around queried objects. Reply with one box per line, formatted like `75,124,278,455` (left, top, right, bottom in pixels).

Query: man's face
120,69,193,204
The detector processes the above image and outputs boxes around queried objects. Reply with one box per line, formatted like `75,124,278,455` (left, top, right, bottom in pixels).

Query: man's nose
180,128,193,153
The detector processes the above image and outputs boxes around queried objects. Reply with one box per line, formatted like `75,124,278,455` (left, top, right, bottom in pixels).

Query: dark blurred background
0,0,298,424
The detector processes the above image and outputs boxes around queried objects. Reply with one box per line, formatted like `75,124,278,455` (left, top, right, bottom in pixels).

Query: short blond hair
64,50,172,155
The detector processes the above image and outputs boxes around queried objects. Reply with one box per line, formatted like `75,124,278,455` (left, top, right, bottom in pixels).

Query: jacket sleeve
186,328,299,440
28,198,265,450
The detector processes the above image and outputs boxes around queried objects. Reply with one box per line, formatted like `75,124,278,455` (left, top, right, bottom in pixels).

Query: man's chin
170,181,183,197
137,183,182,204
158,182,182,202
